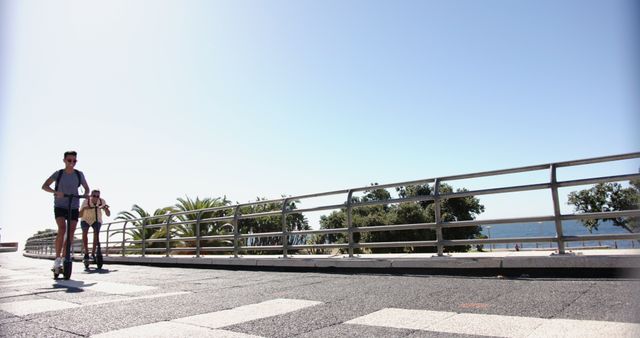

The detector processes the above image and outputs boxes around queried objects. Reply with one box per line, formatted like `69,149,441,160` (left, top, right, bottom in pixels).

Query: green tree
238,197,310,253
317,183,484,253
172,196,233,250
113,204,174,248
567,179,639,233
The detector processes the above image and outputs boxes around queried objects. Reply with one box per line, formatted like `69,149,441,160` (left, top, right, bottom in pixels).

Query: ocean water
479,219,637,249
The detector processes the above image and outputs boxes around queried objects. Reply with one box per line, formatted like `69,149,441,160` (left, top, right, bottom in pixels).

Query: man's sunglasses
91,195,100,198
66,159,77,163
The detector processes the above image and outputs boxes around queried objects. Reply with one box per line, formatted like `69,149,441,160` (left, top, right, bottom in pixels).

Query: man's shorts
81,221,101,231
54,207,79,221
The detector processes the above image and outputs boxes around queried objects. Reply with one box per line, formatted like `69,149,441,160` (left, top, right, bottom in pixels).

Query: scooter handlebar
62,194,89,199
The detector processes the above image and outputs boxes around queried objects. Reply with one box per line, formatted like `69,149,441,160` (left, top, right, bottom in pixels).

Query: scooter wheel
84,260,90,269
96,254,103,269
52,269,60,279
63,261,72,280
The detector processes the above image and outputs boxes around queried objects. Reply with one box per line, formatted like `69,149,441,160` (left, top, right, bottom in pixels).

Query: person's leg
82,226,89,257
62,209,80,257
91,223,101,256
55,217,66,258
62,220,78,257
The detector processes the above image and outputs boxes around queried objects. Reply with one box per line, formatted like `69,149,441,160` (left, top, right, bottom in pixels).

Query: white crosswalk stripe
92,298,322,338
0,268,189,316
346,308,640,338
55,279,157,294
0,292,191,315
93,322,264,338
174,298,322,329
0,299,80,316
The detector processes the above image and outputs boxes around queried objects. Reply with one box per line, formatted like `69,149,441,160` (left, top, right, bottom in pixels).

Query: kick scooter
53,193,86,280
83,201,108,270
84,226,104,270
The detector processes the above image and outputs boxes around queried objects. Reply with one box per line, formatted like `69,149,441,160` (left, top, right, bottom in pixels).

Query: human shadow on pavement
51,279,97,293
83,268,115,275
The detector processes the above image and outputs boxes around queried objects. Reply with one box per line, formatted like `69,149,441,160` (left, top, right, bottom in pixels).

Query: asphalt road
1,252,639,337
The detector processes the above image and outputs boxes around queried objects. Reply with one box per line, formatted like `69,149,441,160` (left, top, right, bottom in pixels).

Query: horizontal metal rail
24,152,640,259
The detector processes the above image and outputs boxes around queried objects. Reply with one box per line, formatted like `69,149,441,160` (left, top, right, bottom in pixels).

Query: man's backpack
54,169,82,191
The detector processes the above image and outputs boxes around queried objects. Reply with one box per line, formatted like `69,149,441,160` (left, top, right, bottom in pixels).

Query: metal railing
24,152,640,258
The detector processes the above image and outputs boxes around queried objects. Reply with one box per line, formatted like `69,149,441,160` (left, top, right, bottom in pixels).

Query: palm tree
172,196,233,251
111,204,175,250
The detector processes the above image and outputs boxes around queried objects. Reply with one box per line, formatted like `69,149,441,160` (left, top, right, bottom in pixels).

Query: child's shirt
81,198,107,224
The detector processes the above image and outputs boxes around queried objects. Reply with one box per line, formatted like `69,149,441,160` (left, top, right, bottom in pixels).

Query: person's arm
101,199,111,217
81,174,90,198
79,200,88,214
42,176,63,198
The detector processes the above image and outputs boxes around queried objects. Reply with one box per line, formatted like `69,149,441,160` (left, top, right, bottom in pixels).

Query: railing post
141,219,147,257
105,224,111,257
434,178,444,256
165,216,173,257
195,211,203,258
233,206,240,258
122,221,127,257
281,198,290,258
347,190,354,258
550,164,566,254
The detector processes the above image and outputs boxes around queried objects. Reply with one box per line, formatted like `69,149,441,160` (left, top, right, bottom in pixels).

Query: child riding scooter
79,189,110,268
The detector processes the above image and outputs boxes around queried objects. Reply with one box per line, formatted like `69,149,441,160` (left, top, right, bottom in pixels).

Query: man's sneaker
83,254,90,263
52,257,62,269
90,254,96,262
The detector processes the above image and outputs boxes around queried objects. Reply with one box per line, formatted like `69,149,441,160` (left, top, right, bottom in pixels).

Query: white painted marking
2,278,156,295
0,274,42,282
346,308,640,338
92,298,320,337
0,268,26,276
0,290,58,298
1,280,52,288
0,290,31,298
0,291,190,316
55,280,157,294
86,291,190,306
0,299,79,315
531,318,640,337
174,298,322,329
92,321,264,338
428,312,545,337
346,308,455,330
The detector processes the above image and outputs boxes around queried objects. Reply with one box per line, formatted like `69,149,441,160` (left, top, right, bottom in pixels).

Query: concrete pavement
2,252,640,337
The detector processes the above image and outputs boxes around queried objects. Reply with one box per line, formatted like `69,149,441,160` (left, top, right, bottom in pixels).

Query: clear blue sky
1,0,638,244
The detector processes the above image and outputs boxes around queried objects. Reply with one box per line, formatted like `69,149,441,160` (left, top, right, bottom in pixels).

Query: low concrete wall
24,249,640,272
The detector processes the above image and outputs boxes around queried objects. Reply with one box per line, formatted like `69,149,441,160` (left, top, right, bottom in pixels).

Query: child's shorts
81,221,101,231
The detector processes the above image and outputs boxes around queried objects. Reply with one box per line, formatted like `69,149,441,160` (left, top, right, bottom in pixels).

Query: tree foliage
567,179,639,233
316,183,485,253
112,204,174,247
172,196,233,248
238,197,310,253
